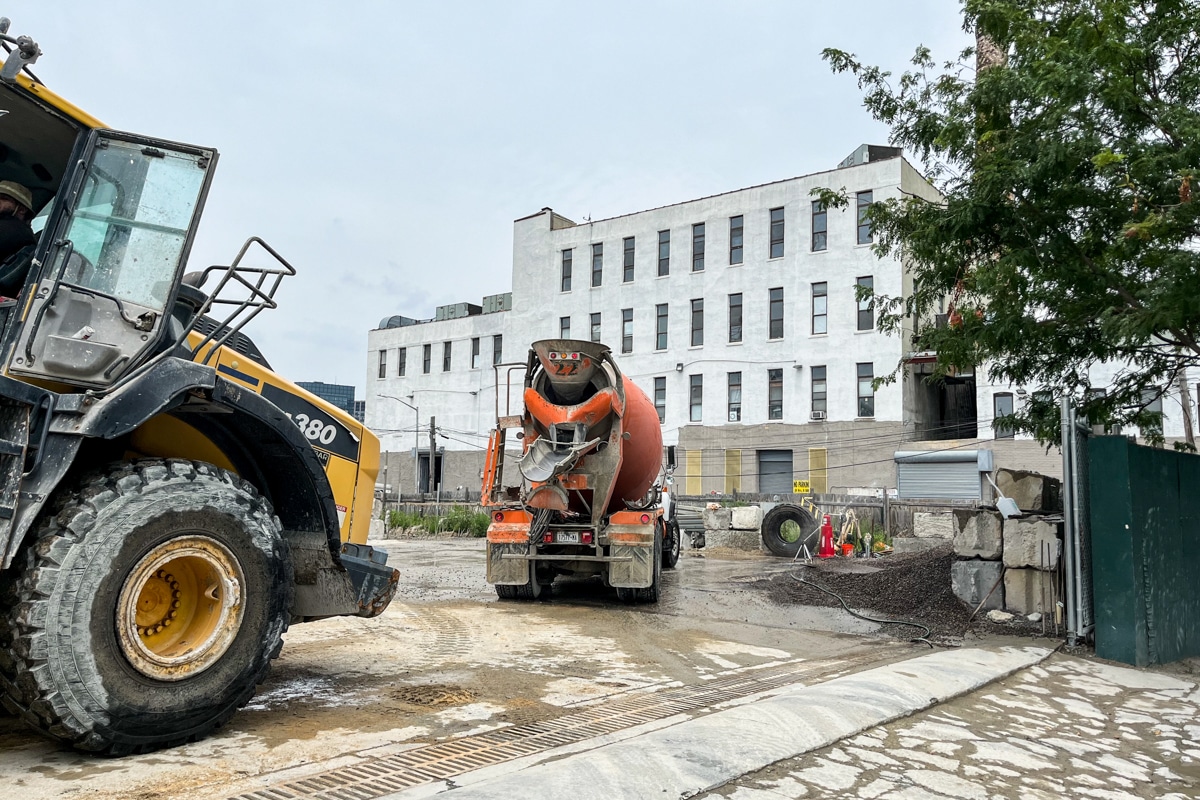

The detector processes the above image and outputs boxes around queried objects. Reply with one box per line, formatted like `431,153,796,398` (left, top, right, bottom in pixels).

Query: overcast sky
15,1,971,396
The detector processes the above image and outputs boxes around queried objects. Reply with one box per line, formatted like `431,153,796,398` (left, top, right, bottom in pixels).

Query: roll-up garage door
894,450,990,499
757,450,794,494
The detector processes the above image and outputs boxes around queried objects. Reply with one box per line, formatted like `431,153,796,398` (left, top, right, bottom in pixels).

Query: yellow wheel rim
116,535,245,681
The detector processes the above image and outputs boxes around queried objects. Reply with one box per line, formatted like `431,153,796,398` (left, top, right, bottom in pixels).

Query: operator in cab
0,181,35,263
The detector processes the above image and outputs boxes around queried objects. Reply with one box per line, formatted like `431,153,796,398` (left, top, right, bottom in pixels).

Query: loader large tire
760,503,819,558
0,460,292,754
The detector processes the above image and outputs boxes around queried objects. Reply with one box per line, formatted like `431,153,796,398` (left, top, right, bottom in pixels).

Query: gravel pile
757,544,1056,644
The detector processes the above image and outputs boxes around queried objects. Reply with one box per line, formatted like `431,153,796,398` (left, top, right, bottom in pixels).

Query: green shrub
387,509,428,531
441,506,491,537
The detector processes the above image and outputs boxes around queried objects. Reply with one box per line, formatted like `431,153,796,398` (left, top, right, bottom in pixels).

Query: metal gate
1060,399,1093,644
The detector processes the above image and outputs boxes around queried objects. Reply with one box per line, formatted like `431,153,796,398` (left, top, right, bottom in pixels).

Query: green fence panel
1089,436,1200,665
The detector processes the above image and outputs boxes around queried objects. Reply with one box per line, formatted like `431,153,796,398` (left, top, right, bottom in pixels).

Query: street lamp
377,394,420,497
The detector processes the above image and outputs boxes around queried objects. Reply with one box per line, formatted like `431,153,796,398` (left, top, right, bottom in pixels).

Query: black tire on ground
494,565,543,601
760,503,820,558
0,459,292,755
661,516,681,570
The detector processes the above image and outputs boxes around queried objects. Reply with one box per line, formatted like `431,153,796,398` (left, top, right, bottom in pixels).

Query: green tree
822,0,1200,442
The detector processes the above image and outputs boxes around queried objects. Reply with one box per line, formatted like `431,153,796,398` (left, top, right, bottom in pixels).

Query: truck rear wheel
616,530,662,604
0,459,292,754
662,517,681,570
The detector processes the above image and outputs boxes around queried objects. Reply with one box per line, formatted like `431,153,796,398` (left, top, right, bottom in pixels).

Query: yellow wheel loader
0,19,397,754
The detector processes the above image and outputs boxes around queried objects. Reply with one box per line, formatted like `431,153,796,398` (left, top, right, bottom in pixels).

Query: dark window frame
692,222,705,271
623,236,635,283
658,230,671,276
377,349,387,379
811,200,827,252
768,368,783,420
471,337,480,369
728,371,742,422
769,206,785,259
655,304,668,350
728,293,743,343
993,392,1015,439
729,215,743,265
690,298,704,347
442,341,452,372
591,242,603,287
398,347,406,377
856,275,874,331
812,366,827,414
422,343,432,374
561,248,573,292
492,334,503,366
768,287,784,340
812,282,828,335
654,377,666,423
689,374,703,422
621,307,633,354
559,315,571,339
856,190,873,245
857,362,875,418
590,312,602,343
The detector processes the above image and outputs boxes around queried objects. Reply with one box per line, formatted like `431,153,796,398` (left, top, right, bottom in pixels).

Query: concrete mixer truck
482,339,678,602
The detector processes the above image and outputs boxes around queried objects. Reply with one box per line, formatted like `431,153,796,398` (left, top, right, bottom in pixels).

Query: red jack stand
817,514,836,559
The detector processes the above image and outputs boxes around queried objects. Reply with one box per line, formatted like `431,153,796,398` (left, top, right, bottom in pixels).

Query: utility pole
1178,373,1196,449
429,415,437,500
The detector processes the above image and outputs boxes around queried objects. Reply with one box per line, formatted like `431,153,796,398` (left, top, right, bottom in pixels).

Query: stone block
952,510,1003,559
892,537,948,555
370,518,386,540
995,469,1062,513
703,506,732,531
951,559,1005,611
912,511,955,539
703,527,762,551
1002,517,1062,570
1004,568,1053,615
730,505,763,531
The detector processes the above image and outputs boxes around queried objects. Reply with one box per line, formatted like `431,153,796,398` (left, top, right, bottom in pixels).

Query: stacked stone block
950,504,1063,616
703,503,763,550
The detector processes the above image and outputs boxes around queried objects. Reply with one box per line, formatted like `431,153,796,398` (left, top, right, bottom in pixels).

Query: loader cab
0,77,214,390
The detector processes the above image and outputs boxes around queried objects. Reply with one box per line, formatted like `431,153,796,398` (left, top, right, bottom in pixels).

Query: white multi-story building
368,145,1188,499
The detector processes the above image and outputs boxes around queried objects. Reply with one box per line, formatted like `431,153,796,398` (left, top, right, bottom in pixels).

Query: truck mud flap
340,542,399,617
607,544,653,588
488,543,531,584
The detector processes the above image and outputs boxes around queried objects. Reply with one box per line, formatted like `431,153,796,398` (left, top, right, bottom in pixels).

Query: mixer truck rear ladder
482,340,671,602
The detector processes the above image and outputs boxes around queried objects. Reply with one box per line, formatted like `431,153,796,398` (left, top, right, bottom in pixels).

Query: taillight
640,513,651,524
543,532,553,543
493,512,504,522
582,531,593,544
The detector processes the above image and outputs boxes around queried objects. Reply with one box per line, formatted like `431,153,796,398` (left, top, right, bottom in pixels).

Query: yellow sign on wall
793,479,810,494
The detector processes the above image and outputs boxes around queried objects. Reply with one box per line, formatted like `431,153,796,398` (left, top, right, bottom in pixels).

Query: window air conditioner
810,411,826,421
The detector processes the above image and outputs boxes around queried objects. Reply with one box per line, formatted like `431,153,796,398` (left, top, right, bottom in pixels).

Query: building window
812,200,827,252
398,347,407,377
1140,388,1164,439
993,392,1015,439
856,190,873,244
812,282,828,334
728,293,742,343
658,230,670,276
857,362,875,417
621,308,633,353
690,298,704,346
812,366,827,414
857,275,874,331
561,249,573,292
623,236,635,283
767,368,784,420
654,377,666,423
442,341,452,372
591,242,603,287
377,349,387,379
492,334,502,366
728,371,742,422
769,287,784,340
655,304,668,350
590,312,602,343
559,315,571,339
692,222,705,272
471,337,480,369
729,215,743,265
689,374,703,422
422,343,432,374
769,207,785,259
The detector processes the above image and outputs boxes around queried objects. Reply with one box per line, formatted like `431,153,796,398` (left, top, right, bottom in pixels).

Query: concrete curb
408,645,1052,799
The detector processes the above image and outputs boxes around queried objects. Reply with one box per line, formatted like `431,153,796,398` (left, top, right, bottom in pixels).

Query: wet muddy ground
1,538,916,800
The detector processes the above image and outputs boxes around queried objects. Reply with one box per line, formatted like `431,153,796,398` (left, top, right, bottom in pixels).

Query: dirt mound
756,544,1055,643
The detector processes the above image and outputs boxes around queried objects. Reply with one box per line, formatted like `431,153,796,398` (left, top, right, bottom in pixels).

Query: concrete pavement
389,645,1053,799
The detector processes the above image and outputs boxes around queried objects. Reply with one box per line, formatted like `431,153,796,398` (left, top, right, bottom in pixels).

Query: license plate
555,531,581,544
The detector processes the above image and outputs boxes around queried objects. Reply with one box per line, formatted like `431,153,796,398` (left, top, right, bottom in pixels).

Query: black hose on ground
788,571,935,648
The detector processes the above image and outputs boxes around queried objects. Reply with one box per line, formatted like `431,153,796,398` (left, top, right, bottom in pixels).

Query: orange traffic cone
817,514,835,559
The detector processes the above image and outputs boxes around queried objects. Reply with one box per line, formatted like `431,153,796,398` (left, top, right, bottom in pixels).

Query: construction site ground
2,537,1196,799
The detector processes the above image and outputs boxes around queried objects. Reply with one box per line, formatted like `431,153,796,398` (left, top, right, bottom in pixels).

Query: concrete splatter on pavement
702,653,1200,799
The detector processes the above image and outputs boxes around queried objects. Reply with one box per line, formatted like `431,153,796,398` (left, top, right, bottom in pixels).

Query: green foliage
822,0,1200,442
441,505,490,537
388,509,426,531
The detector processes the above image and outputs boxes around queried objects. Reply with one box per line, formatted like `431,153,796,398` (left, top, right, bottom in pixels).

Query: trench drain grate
229,658,848,800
